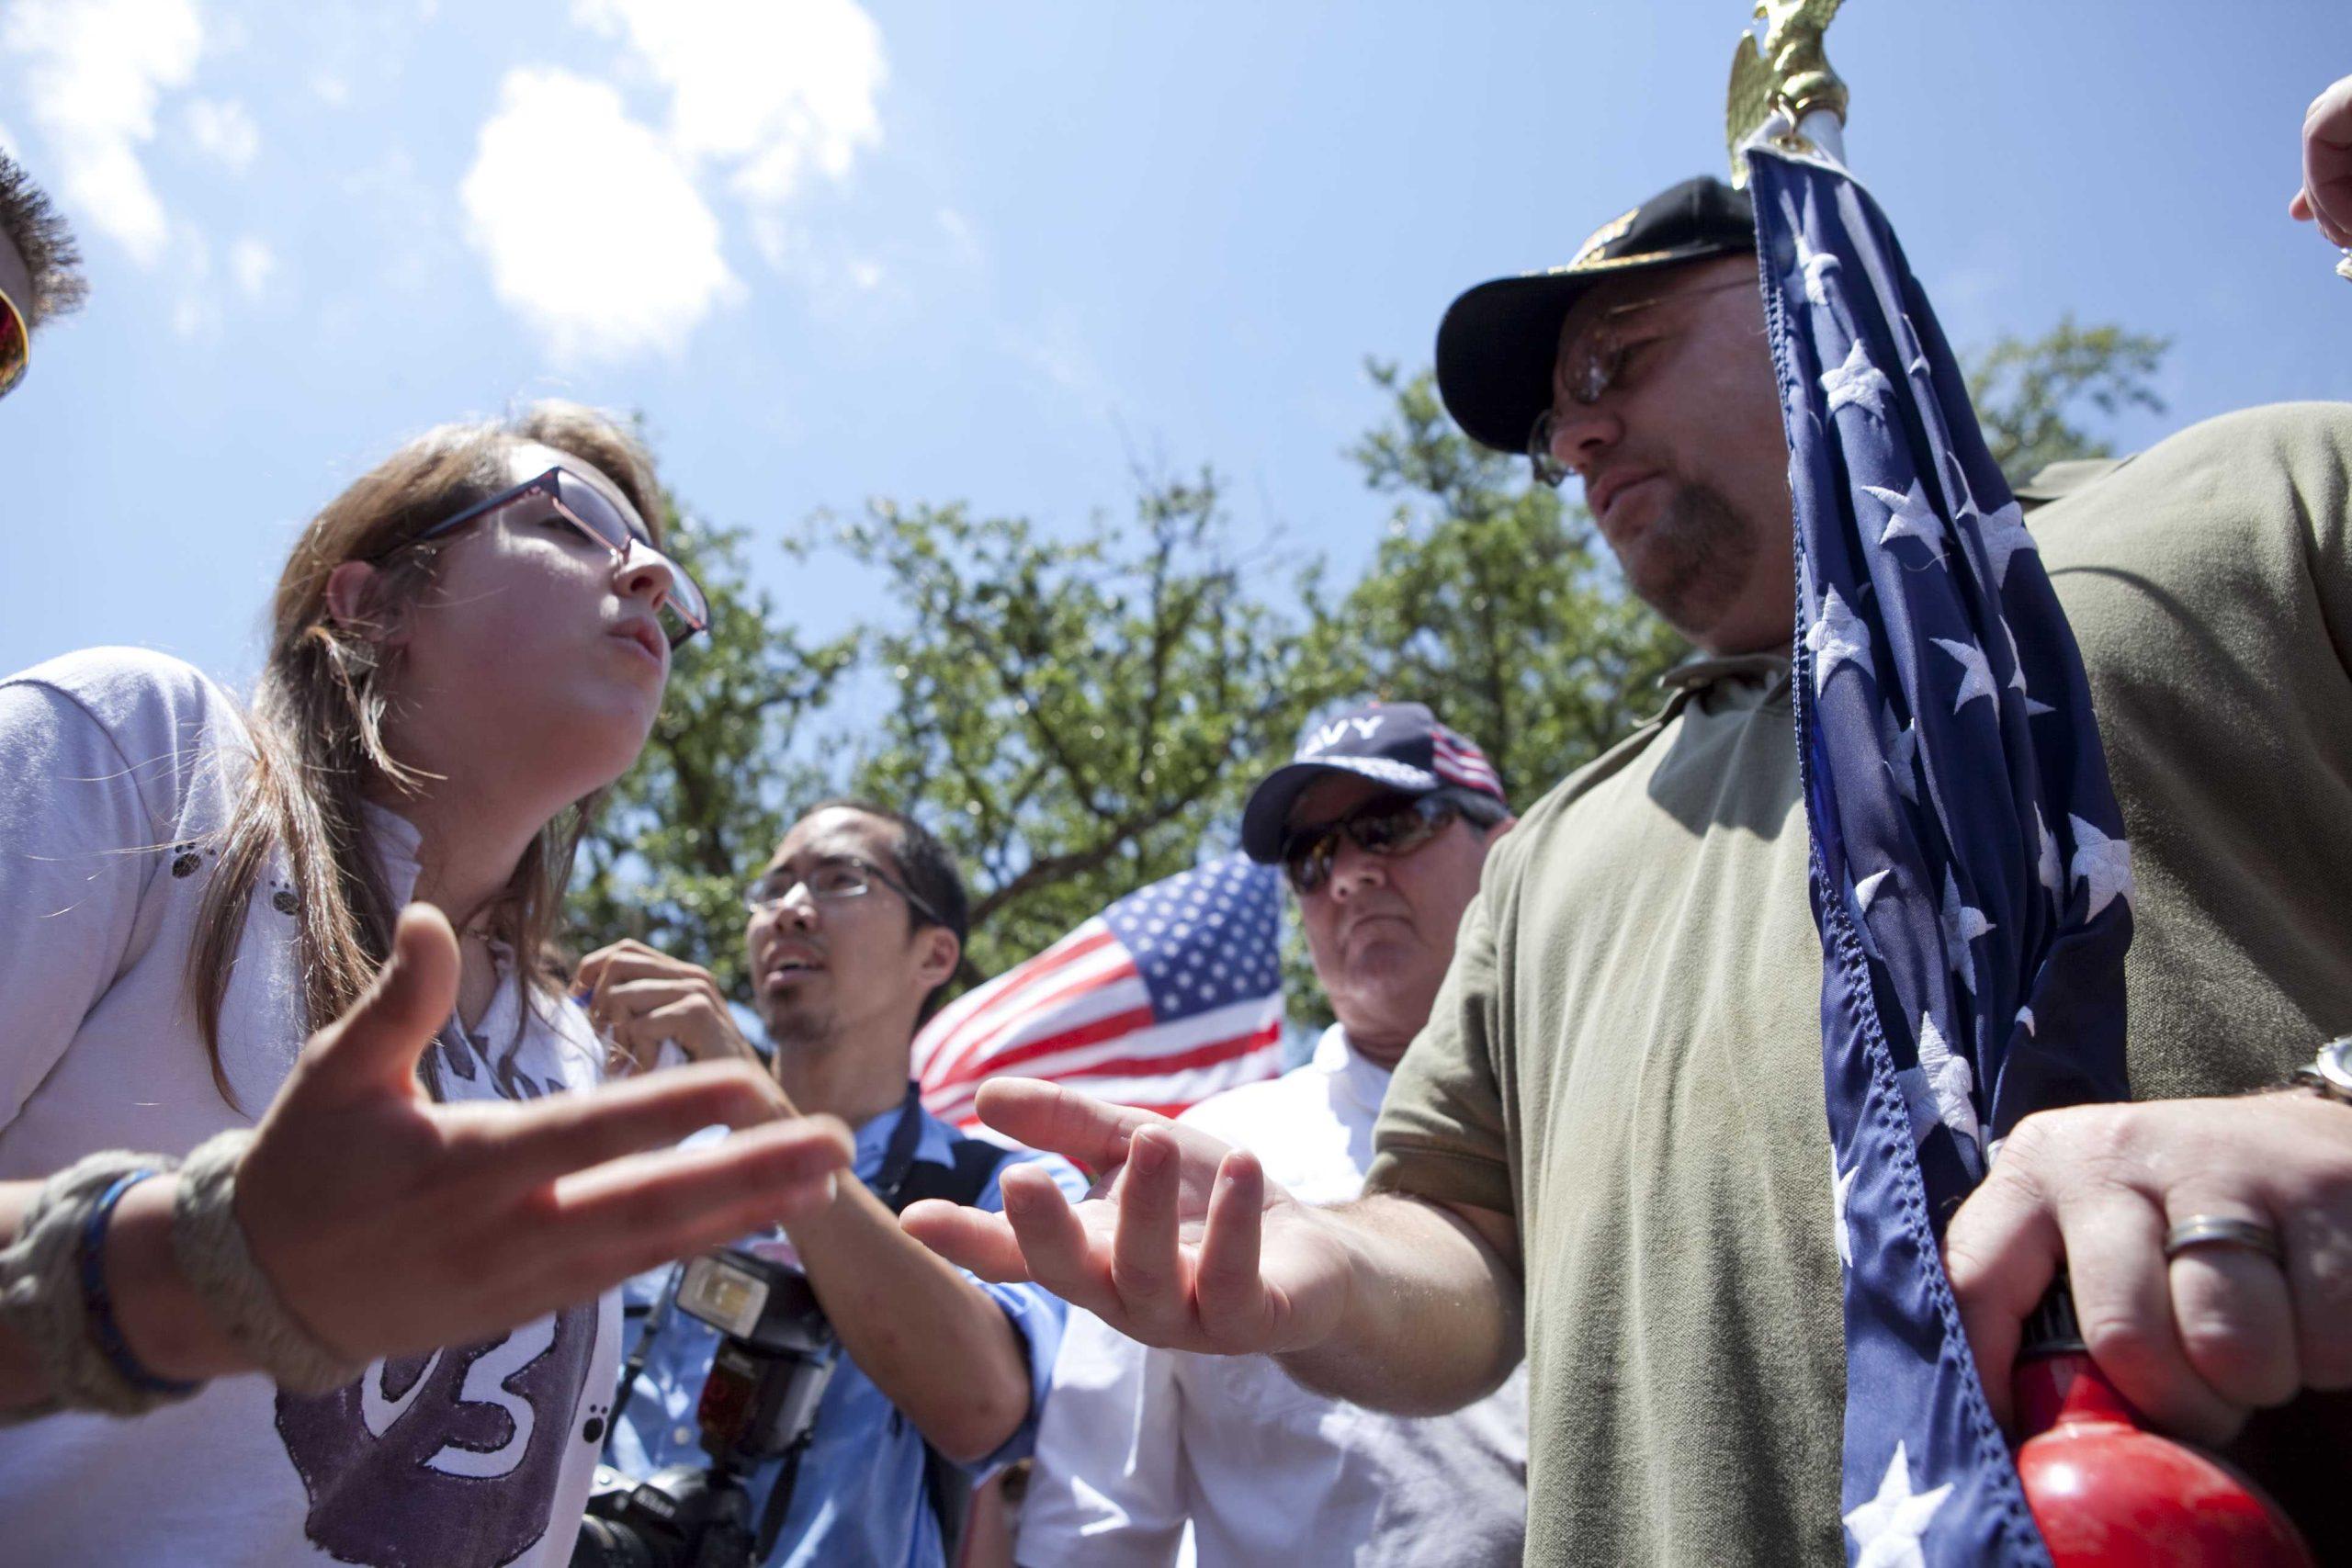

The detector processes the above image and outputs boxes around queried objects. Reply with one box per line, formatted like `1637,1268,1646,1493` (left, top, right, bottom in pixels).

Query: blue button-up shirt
606,1102,1084,1568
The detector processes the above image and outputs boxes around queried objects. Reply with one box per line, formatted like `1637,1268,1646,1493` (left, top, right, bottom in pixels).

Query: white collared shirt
1016,1026,1528,1567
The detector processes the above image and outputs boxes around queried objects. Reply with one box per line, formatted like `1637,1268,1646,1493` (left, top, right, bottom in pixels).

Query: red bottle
2012,1283,2314,1567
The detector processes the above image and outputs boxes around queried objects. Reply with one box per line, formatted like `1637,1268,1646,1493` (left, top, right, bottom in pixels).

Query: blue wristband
78,1169,202,1398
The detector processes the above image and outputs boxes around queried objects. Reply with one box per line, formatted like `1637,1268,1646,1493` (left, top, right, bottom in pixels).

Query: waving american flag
913,853,1285,1132
1750,145,2135,1567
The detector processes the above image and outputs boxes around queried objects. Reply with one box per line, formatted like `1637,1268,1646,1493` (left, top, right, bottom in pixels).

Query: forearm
1,1173,255,1413
788,1179,1033,1463
1277,1192,1521,1416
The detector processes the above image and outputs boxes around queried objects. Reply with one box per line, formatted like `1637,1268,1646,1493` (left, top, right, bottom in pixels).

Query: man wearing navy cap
1018,702,1527,1568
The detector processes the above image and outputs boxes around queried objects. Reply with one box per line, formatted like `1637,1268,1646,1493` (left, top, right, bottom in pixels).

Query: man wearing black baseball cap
907,168,2352,1567
1021,702,1527,1568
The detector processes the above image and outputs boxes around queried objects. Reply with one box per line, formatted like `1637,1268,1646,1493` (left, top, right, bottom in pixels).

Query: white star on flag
1794,233,1841,306
1821,339,1894,420
1939,869,1993,996
2033,807,2064,896
1973,499,2037,589
1929,637,1998,715
1902,1012,1981,1150
1997,618,2058,717
2068,815,2137,920
1854,869,1892,912
1807,587,1875,692
1863,481,1946,564
2018,1005,2037,1037
1844,1442,1953,1568
1833,1159,1859,1269
1941,449,1975,516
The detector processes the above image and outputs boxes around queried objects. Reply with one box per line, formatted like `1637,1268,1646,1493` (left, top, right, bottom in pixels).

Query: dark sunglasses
0,285,27,400
386,467,712,648
1281,791,1473,896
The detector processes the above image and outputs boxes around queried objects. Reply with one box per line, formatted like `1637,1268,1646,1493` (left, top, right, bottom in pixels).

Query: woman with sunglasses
0,403,852,1565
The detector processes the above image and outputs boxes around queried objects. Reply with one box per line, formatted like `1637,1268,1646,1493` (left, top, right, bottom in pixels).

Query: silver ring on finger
2163,1214,2285,1267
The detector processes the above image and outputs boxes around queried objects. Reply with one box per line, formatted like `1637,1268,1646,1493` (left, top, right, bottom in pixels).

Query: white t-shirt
1017,1026,1529,1568
0,648,620,1567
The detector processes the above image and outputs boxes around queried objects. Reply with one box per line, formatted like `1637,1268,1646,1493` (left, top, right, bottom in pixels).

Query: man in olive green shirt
906,178,2352,1564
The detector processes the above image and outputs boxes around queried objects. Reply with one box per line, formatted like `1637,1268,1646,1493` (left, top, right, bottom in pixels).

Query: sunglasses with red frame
0,284,28,400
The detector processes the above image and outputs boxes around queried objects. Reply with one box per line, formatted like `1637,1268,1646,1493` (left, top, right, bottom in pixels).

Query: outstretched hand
899,1077,1353,1357
233,904,851,1363
2290,73,2352,246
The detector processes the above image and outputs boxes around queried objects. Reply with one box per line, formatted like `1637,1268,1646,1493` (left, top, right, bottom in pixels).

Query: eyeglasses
1281,791,1482,896
0,285,28,401
389,467,712,648
744,854,945,927
1526,272,1758,489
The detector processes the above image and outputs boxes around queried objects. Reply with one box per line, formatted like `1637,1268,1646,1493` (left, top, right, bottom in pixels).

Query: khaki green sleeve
2041,400,2352,1100
1365,877,1517,1215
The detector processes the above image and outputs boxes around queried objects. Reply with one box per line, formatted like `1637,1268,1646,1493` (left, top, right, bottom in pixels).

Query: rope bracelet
0,1150,197,1421
0,1132,367,1422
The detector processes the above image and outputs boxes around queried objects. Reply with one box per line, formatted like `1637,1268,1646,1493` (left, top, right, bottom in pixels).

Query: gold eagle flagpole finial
1726,0,1849,187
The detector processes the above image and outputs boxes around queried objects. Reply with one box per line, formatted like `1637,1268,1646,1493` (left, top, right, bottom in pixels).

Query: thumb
296,902,461,1103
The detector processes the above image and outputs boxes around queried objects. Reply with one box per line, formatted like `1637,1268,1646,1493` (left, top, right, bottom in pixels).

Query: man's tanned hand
576,938,764,1075
1945,1090,2352,1446
900,1077,1355,1357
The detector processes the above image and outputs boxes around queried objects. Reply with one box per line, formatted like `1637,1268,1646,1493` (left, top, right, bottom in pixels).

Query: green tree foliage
1963,316,2170,489
571,321,2165,1017
829,476,1334,987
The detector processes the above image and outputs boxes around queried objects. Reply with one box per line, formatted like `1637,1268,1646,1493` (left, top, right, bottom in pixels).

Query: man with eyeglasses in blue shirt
578,800,1085,1567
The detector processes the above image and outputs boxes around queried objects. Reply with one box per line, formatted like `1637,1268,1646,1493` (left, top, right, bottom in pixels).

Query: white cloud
229,235,275,299
2,0,203,265
459,66,739,362
575,0,884,266
183,96,257,171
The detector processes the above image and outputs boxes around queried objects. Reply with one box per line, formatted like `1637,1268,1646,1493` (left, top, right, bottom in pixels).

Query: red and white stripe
913,919,1283,1132
1430,725,1504,797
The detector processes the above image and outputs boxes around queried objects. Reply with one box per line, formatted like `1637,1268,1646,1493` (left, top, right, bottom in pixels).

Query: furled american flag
913,852,1285,1133
1749,144,2135,1566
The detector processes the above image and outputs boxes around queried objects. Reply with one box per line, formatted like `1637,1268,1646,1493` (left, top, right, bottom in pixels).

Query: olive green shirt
1367,402,2352,1565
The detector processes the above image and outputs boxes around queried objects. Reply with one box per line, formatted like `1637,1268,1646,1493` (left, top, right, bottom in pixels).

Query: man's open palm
899,1078,1352,1357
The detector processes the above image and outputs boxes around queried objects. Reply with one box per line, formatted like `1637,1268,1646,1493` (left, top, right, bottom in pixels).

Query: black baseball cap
1240,701,1507,863
1434,175,1758,458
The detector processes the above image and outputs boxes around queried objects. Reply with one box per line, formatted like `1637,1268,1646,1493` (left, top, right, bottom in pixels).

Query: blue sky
4,0,2348,688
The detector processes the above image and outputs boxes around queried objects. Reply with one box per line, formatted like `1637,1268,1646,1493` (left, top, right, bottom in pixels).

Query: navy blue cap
1240,701,1507,863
